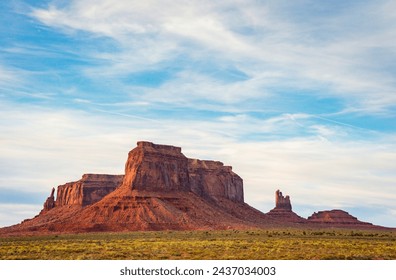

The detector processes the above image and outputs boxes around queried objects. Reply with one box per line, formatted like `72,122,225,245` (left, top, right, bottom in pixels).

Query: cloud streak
30,0,396,113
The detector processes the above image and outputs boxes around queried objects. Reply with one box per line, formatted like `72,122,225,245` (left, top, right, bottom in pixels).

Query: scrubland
1,229,395,260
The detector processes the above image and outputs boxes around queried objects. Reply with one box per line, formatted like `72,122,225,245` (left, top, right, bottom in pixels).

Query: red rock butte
266,190,306,223
0,141,389,235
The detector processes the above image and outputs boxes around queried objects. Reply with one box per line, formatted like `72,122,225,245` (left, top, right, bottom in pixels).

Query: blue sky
1,0,396,227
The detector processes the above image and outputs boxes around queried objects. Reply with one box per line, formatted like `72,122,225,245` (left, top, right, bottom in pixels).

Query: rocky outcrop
275,189,291,210
40,188,55,214
120,141,243,202
55,174,124,207
307,210,373,226
188,159,244,202
266,190,306,223
122,141,190,192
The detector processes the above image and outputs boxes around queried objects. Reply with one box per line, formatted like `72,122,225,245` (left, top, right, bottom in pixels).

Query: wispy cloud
0,65,17,84
30,0,396,114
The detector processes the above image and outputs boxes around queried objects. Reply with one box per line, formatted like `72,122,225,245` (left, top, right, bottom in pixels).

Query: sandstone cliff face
122,142,190,192
55,174,124,207
120,141,243,202
188,159,243,202
41,187,56,214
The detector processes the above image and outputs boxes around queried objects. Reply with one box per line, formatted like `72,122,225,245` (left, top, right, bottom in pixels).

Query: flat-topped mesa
37,141,245,216
188,159,244,202
122,142,243,202
275,189,292,211
137,141,182,154
55,174,124,207
122,141,190,192
80,174,123,182
307,210,373,226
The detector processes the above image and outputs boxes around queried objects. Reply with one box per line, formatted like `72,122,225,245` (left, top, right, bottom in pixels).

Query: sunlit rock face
55,174,124,207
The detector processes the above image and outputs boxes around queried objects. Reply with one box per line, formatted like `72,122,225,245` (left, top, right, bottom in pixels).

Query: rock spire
41,187,55,213
266,189,305,223
275,189,292,211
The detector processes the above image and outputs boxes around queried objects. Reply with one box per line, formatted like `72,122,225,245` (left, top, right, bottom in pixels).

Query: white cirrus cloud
29,0,396,113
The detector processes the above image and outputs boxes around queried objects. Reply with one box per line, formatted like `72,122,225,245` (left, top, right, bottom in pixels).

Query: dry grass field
1,229,396,260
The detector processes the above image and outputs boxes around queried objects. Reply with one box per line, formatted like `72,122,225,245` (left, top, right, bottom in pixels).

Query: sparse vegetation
1,229,395,260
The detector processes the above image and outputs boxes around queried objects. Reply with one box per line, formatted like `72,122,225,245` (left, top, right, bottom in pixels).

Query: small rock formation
40,187,56,214
307,210,373,227
266,189,306,223
54,174,124,207
275,189,292,211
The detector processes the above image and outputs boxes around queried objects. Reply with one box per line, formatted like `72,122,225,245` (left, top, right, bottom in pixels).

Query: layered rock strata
307,210,373,226
188,159,243,202
55,174,124,207
122,141,190,192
